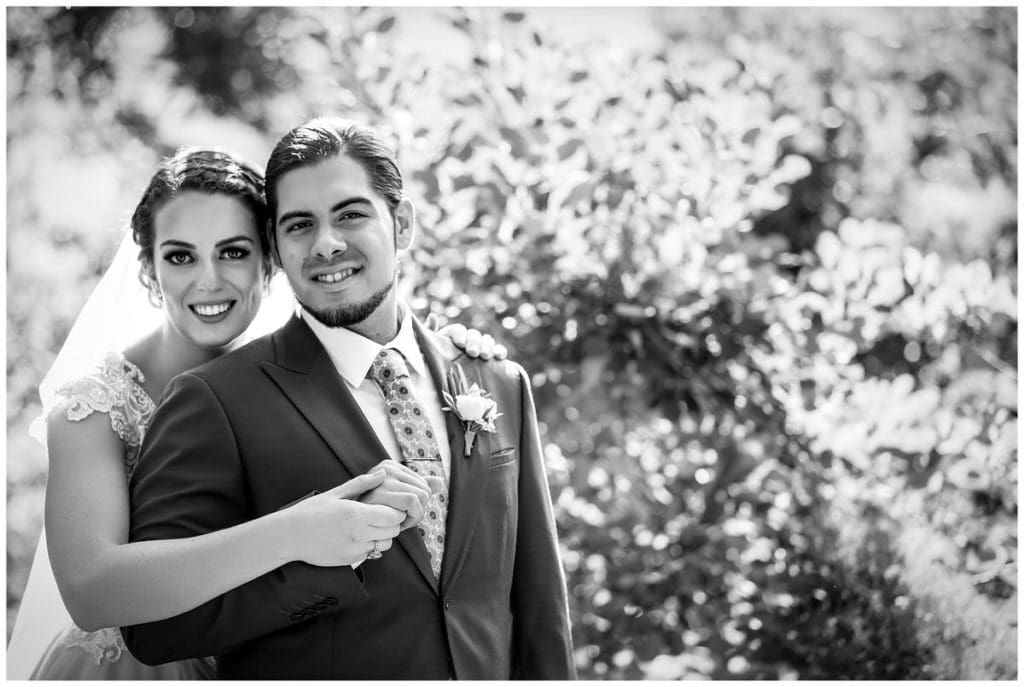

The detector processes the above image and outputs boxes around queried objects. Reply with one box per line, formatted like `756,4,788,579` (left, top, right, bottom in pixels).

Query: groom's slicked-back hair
264,117,404,227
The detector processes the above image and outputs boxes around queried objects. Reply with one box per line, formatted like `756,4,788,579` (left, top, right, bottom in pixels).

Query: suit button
324,597,338,606
289,613,303,622
444,600,453,610
313,602,327,611
302,608,315,616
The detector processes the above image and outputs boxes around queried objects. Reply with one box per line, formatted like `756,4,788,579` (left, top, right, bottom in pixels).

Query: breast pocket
489,447,517,468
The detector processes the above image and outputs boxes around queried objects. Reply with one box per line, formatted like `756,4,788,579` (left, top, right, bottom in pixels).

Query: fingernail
369,466,386,477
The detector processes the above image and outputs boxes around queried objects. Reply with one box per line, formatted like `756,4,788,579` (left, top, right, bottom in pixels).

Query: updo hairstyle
131,147,271,302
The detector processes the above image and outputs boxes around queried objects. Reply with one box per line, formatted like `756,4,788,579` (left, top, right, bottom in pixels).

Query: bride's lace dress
29,351,215,680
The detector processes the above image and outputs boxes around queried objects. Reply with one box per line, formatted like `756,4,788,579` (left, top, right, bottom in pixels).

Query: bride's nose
195,259,224,292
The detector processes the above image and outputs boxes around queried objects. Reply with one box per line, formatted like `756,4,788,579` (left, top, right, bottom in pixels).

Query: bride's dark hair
131,148,271,303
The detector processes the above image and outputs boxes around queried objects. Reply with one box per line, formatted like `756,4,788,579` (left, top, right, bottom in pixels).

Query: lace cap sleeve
49,351,156,451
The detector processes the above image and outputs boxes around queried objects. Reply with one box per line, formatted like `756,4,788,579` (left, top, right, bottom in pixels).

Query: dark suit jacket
122,314,576,680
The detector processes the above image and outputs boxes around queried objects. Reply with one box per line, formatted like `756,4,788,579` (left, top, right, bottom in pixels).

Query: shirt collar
300,303,427,387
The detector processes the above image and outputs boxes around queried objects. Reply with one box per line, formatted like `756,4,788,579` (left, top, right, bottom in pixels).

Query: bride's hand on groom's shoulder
428,316,508,361
281,471,404,567
358,460,442,532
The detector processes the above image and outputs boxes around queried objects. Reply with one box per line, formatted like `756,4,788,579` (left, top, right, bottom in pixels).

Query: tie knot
370,347,410,384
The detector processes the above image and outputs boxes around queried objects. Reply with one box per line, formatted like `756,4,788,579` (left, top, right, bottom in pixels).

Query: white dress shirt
300,305,453,482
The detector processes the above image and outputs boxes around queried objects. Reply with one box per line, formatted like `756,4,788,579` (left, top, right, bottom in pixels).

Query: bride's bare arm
43,409,405,632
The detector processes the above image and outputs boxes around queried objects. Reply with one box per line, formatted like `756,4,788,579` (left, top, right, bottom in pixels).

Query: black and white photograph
5,5,1018,680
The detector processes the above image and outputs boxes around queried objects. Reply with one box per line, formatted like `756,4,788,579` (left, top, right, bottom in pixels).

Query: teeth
193,302,231,317
316,268,356,284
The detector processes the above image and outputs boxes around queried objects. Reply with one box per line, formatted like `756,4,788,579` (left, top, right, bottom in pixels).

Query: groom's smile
272,153,414,338
313,265,360,285
308,262,363,290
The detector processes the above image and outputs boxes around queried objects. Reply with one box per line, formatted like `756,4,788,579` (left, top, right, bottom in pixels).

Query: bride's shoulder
47,351,154,443
54,350,146,403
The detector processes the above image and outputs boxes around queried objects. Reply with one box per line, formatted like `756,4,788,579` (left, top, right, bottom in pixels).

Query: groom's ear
393,199,415,251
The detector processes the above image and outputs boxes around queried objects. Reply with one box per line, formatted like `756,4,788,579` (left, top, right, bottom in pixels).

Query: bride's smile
151,191,265,350
189,300,236,320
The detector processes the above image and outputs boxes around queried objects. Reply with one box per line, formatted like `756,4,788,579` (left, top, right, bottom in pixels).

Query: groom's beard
301,276,396,329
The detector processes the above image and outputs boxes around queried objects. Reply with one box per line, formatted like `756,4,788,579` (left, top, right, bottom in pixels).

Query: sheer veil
7,231,295,678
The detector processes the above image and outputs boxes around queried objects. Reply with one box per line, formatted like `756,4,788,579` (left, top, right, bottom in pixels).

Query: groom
122,117,576,680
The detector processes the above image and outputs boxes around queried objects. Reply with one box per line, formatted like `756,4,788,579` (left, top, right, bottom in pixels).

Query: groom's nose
312,225,348,260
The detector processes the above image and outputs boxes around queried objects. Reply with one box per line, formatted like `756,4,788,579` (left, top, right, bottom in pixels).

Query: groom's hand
359,460,443,531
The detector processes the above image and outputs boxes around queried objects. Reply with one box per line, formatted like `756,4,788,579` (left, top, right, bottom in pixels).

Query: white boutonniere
442,364,501,456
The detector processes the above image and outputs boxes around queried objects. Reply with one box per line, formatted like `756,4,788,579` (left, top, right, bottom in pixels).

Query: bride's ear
139,260,163,307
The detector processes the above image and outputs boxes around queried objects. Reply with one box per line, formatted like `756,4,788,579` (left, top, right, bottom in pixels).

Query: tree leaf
500,125,530,158
557,138,585,160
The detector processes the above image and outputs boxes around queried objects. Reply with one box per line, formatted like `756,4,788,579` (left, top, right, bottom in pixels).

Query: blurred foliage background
6,6,1017,679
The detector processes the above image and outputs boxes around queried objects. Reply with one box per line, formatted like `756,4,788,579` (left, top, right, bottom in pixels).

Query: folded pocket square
490,447,517,467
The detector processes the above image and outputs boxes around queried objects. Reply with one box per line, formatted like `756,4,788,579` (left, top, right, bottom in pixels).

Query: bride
8,147,503,679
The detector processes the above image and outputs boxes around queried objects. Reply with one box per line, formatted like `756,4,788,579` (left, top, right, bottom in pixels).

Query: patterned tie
368,348,448,579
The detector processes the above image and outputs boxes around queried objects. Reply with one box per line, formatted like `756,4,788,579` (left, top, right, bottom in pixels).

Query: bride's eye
221,246,250,260
164,251,194,266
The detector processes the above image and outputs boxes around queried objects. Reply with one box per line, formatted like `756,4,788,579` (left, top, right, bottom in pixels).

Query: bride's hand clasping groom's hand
358,459,444,531
283,469,405,567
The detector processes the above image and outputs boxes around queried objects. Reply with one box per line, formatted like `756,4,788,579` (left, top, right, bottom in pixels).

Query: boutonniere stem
442,364,501,456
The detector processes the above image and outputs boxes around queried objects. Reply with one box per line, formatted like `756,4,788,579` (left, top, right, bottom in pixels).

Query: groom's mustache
305,253,354,266
302,254,361,272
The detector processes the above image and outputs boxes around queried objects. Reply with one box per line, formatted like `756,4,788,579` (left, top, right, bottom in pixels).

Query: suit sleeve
509,364,578,679
121,372,367,665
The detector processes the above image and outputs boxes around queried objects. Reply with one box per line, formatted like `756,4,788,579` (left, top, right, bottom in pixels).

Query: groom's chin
302,282,394,329
306,305,371,328
302,299,377,329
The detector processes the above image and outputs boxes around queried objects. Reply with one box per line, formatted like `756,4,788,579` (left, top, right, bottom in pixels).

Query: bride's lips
189,300,236,323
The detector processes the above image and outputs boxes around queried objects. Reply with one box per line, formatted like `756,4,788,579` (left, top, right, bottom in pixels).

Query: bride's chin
181,324,248,352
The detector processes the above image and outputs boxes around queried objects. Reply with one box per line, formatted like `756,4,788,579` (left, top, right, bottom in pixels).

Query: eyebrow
276,197,374,227
159,235,255,249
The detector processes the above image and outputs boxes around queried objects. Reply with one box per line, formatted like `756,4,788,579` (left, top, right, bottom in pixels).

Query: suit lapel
412,318,491,594
261,316,389,478
262,316,439,592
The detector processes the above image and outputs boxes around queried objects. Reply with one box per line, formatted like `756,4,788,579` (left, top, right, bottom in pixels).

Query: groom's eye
285,220,312,234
